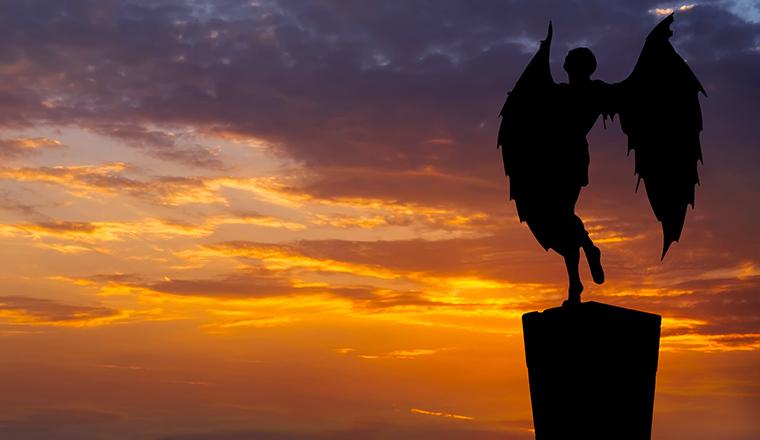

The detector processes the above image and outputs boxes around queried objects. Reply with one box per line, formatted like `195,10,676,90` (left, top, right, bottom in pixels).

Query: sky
0,0,758,439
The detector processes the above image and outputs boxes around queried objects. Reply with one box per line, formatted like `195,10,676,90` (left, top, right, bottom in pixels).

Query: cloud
0,190,45,218
0,163,158,200
49,273,145,287
0,215,305,246
296,166,509,215
31,221,99,234
150,423,532,440
650,5,695,17
0,163,304,207
176,239,551,300
153,432,321,440
359,348,443,359
411,407,474,420
143,268,324,298
0,296,127,327
0,0,753,178
91,124,225,169
0,2,755,260
150,236,760,347
0,137,63,160
581,274,760,351
0,408,121,436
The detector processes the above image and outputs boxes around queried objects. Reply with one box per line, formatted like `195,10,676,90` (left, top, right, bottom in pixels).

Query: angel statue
497,14,705,305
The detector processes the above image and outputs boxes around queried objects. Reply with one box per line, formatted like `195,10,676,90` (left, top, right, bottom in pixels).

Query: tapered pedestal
522,301,662,440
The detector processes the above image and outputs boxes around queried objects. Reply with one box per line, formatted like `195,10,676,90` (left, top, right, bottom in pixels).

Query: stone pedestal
522,301,661,440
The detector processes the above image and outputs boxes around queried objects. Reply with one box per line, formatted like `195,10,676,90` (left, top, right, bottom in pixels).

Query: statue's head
563,47,597,80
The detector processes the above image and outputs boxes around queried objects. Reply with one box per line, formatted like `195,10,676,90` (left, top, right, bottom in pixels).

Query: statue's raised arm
618,13,706,259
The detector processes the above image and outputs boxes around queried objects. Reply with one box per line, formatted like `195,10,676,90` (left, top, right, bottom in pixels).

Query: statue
497,14,705,305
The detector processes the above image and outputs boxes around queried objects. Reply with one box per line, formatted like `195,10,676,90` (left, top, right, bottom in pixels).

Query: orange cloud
0,215,305,248
0,164,221,205
309,204,493,231
411,408,474,420
661,333,760,352
358,348,441,359
0,137,63,160
650,4,695,17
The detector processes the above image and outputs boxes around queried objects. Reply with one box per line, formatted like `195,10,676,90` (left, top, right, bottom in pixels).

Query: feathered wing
497,22,557,221
617,14,706,259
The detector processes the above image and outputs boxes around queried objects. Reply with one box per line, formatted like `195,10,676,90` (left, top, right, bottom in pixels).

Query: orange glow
1,131,755,440
661,333,760,352
411,408,475,420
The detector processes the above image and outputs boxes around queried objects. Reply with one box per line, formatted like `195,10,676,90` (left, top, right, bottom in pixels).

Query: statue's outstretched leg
581,236,604,284
561,247,583,305
555,219,603,305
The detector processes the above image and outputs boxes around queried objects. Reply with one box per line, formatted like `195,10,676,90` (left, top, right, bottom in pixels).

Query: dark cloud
139,266,443,308
31,220,99,233
85,272,145,284
295,165,509,212
207,239,496,279
142,287,493,318
144,267,324,298
0,163,223,206
665,276,760,336
0,295,121,324
0,2,751,273
582,275,760,345
0,190,45,218
0,408,121,438
152,423,531,440
0,162,148,193
154,431,319,440
91,124,225,169
0,1,755,176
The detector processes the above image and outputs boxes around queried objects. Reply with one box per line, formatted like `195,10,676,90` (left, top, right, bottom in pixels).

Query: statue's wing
497,22,557,217
618,14,706,259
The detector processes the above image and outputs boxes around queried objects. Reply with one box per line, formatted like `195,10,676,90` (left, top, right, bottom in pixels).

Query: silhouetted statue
497,14,705,304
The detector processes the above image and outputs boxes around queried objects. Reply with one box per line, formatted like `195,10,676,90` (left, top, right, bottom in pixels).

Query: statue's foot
585,245,605,284
564,281,583,307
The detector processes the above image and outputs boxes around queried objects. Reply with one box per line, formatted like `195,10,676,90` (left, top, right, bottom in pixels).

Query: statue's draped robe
498,44,616,255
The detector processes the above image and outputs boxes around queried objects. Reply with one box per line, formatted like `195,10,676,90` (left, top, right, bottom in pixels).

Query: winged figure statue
497,14,705,304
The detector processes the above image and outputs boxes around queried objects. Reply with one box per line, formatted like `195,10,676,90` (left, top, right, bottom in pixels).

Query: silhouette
497,14,705,304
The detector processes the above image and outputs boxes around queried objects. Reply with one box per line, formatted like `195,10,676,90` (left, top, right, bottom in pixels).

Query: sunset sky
0,1,759,439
